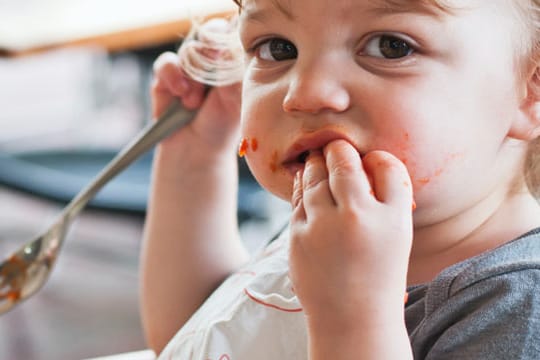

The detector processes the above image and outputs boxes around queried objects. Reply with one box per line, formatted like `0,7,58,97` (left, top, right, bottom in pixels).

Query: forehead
363,0,454,14
240,0,456,17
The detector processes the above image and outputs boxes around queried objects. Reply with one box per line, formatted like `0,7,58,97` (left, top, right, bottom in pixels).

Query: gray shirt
406,229,540,359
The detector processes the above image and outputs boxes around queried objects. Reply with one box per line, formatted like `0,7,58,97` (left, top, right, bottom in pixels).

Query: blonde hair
178,16,244,86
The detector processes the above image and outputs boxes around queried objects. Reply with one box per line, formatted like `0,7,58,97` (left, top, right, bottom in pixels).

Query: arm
289,140,414,359
139,51,249,354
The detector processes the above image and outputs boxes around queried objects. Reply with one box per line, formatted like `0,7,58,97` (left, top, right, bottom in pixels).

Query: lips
282,129,356,174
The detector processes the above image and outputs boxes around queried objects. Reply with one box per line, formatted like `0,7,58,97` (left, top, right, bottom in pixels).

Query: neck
407,190,540,286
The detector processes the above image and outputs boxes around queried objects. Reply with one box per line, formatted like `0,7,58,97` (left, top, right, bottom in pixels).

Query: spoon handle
63,101,196,222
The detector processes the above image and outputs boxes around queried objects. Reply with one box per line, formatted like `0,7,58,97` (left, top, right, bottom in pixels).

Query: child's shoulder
408,229,540,359
409,228,540,311
437,227,540,298
410,228,540,316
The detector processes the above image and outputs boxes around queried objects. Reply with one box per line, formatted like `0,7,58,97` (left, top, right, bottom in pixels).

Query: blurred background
0,1,289,359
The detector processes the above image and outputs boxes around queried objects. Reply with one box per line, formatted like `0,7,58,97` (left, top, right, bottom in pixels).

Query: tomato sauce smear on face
251,138,258,151
238,137,259,157
238,138,249,157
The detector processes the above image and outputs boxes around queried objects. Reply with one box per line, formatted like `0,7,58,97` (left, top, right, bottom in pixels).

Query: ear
509,63,540,141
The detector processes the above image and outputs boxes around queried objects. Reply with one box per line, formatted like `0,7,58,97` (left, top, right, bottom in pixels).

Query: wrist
306,311,411,360
155,138,238,174
156,116,241,171
304,293,408,342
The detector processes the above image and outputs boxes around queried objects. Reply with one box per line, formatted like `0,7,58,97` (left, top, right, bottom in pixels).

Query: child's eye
363,35,414,59
254,38,297,61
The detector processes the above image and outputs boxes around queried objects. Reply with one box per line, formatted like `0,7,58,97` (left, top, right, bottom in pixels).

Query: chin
264,181,292,202
255,174,292,202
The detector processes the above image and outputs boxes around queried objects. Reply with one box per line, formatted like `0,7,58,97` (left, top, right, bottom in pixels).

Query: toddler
140,0,540,358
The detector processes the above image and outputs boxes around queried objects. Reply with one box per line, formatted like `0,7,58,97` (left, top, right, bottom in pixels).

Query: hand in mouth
283,130,358,176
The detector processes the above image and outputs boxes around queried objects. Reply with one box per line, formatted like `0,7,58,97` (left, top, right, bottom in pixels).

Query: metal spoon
0,101,196,314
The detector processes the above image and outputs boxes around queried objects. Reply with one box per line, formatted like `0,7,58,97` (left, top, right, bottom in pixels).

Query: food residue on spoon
0,255,27,303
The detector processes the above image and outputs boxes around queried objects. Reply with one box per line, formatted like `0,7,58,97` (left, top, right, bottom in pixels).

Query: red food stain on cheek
413,152,464,188
416,177,431,186
269,150,279,173
251,138,258,152
238,137,259,157
379,131,412,167
395,132,411,157
238,138,249,157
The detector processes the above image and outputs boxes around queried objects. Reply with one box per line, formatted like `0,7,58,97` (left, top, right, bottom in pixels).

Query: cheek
240,91,268,159
238,134,278,177
370,117,467,193
239,94,270,162
244,143,291,200
240,84,294,199
240,114,291,199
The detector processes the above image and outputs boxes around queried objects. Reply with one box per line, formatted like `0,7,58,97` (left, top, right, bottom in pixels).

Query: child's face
238,0,529,225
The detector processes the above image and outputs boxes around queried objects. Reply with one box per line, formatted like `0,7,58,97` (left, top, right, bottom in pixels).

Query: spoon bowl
0,102,196,314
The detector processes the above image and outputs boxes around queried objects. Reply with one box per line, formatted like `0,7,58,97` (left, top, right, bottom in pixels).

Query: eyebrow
272,0,296,20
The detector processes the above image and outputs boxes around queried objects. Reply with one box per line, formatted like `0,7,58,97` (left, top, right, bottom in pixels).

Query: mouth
297,150,310,164
282,130,356,174
282,149,315,177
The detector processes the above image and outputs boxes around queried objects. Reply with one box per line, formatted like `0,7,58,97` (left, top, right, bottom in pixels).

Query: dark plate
0,149,266,220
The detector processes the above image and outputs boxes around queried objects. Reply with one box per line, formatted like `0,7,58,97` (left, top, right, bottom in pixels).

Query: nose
282,57,351,115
